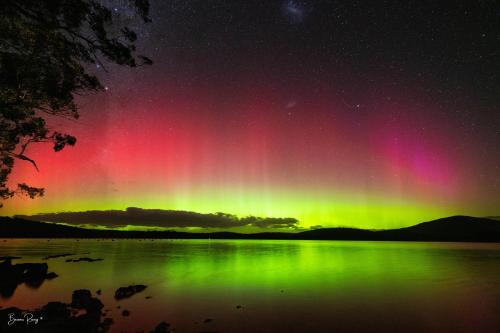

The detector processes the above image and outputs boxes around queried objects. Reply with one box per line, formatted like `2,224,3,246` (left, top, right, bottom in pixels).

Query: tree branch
8,152,39,172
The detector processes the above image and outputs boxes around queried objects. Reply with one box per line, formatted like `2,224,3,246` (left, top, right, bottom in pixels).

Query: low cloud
16,207,299,229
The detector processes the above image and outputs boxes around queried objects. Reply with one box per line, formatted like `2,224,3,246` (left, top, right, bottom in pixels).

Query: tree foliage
0,0,152,207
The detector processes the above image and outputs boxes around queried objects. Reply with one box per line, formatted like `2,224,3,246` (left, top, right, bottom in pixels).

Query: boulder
114,284,147,300
0,290,109,332
0,260,57,298
149,321,172,333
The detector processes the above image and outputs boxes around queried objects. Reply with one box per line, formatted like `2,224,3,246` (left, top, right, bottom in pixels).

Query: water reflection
1,239,499,332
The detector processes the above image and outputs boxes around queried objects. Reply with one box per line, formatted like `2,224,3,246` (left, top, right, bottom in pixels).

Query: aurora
2,1,499,232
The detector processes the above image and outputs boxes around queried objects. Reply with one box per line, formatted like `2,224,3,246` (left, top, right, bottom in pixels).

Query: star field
4,0,500,229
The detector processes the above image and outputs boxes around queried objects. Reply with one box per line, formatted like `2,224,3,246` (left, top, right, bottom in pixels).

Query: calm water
1,239,500,333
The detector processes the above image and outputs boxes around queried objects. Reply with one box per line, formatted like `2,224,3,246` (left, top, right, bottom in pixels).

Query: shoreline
1,215,500,243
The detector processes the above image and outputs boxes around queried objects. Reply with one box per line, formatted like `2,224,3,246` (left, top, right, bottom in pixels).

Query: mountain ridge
1,215,500,242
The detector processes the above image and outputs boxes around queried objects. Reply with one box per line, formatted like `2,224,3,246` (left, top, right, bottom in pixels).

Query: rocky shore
0,289,171,333
0,259,58,298
0,257,170,332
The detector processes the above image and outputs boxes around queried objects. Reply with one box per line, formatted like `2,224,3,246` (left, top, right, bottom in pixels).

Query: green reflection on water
1,239,500,333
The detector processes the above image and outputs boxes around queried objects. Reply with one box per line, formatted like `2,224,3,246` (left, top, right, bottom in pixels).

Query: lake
1,239,500,332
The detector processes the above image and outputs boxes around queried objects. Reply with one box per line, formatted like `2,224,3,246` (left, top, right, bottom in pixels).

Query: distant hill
378,216,500,242
294,227,376,240
1,215,500,242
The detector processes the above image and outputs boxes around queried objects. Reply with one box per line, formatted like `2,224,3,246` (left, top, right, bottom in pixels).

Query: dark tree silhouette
0,0,152,207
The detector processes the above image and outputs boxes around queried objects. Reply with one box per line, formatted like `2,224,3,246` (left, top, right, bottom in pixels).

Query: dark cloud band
16,207,298,229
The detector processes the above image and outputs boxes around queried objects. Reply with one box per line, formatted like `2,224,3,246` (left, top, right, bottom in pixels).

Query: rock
87,298,104,314
122,309,130,316
0,259,21,297
101,318,114,331
149,321,172,333
96,289,102,295
236,305,242,309
71,290,103,314
65,257,103,263
114,284,147,300
71,289,93,309
46,272,58,279
203,318,213,323
0,260,58,298
43,253,75,260
43,301,71,318
0,290,111,332
18,263,48,287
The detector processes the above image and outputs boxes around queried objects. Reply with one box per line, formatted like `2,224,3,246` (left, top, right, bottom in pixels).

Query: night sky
5,0,500,230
